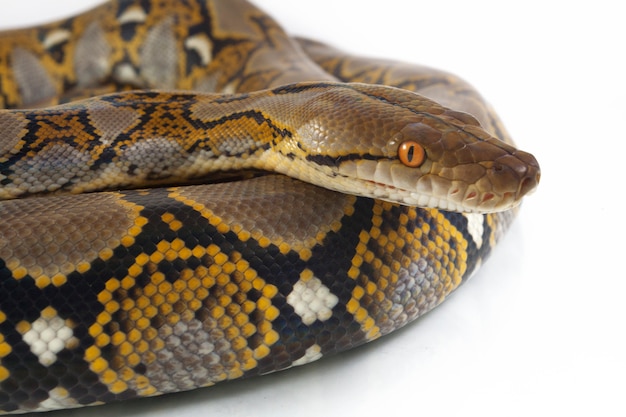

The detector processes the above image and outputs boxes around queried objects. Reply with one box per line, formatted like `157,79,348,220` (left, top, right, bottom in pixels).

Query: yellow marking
99,248,114,261
254,344,270,359
34,276,50,289
264,330,280,345
299,247,313,261
0,332,11,383
91,357,108,374
0,367,9,382
352,286,365,300
133,253,149,267
178,246,192,260
111,331,125,347
171,238,185,251
252,277,265,291
73,261,90,274
487,213,497,247
128,263,143,278
15,321,30,334
98,290,113,305
261,284,278,299
300,268,313,281
342,206,469,341
0,341,10,358
237,229,251,242
346,299,359,314
265,306,279,321
278,242,291,255
347,266,360,279
95,312,111,327
0,318,12,365
354,307,368,322
121,235,135,247
118,277,133,290
95,333,110,347
119,342,133,357
83,189,291,394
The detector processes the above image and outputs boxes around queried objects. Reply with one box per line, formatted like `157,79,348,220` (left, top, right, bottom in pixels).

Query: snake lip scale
0,0,539,413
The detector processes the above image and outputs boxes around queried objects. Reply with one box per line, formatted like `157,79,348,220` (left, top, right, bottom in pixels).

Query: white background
1,1,625,416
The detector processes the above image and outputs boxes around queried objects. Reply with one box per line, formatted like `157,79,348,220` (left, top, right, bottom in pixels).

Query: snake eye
398,141,425,167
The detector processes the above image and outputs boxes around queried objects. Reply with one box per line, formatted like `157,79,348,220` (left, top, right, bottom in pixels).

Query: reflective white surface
1,1,624,415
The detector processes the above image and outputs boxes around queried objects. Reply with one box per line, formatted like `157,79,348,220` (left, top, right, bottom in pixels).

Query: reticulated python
0,0,540,413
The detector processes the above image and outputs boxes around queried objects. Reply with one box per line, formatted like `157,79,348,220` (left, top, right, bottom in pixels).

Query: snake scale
0,0,540,413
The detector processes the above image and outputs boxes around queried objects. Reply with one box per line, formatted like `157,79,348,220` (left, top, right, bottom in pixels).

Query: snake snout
513,149,541,198
493,149,540,203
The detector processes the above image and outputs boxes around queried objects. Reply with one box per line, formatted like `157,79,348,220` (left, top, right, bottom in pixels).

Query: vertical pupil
407,145,414,162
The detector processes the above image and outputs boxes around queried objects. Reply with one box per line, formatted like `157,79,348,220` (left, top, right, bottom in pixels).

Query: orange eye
398,141,425,167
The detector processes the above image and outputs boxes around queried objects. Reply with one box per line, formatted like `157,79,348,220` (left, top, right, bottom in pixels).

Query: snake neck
0,81,540,212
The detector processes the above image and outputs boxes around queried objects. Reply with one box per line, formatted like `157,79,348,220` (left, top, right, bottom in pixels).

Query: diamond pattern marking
17,306,78,366
287,269,339,325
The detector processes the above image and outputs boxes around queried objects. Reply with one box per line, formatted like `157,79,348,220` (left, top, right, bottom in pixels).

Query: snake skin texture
0,0,539,413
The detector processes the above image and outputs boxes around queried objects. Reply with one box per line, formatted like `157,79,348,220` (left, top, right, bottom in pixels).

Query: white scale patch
114,63,141,85
118,6,148,24
43,29,71,50
185,34,212,66
292,344,323,366
36,387,79,412
18,307,78,366
463,213,485,248
287,269,338,325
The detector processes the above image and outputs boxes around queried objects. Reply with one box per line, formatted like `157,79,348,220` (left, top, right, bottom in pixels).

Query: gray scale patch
7,143,93,196
74,21,112,87
143,318,233,391
140,17,178,88
11,47,56,106
88,103,140,145
119,137,186,179
381,257,437,335
0,112,28,155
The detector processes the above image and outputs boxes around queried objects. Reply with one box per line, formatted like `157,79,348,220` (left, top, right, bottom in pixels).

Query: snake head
376,117,541,212
284,83,540,213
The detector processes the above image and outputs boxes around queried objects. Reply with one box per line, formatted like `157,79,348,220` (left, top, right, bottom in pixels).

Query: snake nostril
519,169,540,197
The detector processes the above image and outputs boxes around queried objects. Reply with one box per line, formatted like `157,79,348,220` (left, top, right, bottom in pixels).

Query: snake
0,0,540,413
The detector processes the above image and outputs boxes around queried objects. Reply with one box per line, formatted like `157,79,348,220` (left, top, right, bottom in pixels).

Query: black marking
0,255,125,411
200,109,293,139
183,2,214,75
117,0,152,41
271,82,338,95
438,210,499,282
306,152,384,168
247,196,375,375
213,93,251,104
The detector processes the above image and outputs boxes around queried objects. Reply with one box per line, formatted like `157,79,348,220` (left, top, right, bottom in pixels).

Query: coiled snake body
0,0,539,413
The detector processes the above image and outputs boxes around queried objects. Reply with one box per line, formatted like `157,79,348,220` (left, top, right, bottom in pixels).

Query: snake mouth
361,178,461,211
362,161,540,213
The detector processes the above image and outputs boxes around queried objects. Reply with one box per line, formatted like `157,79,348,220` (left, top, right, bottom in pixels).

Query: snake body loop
0,0,539,413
